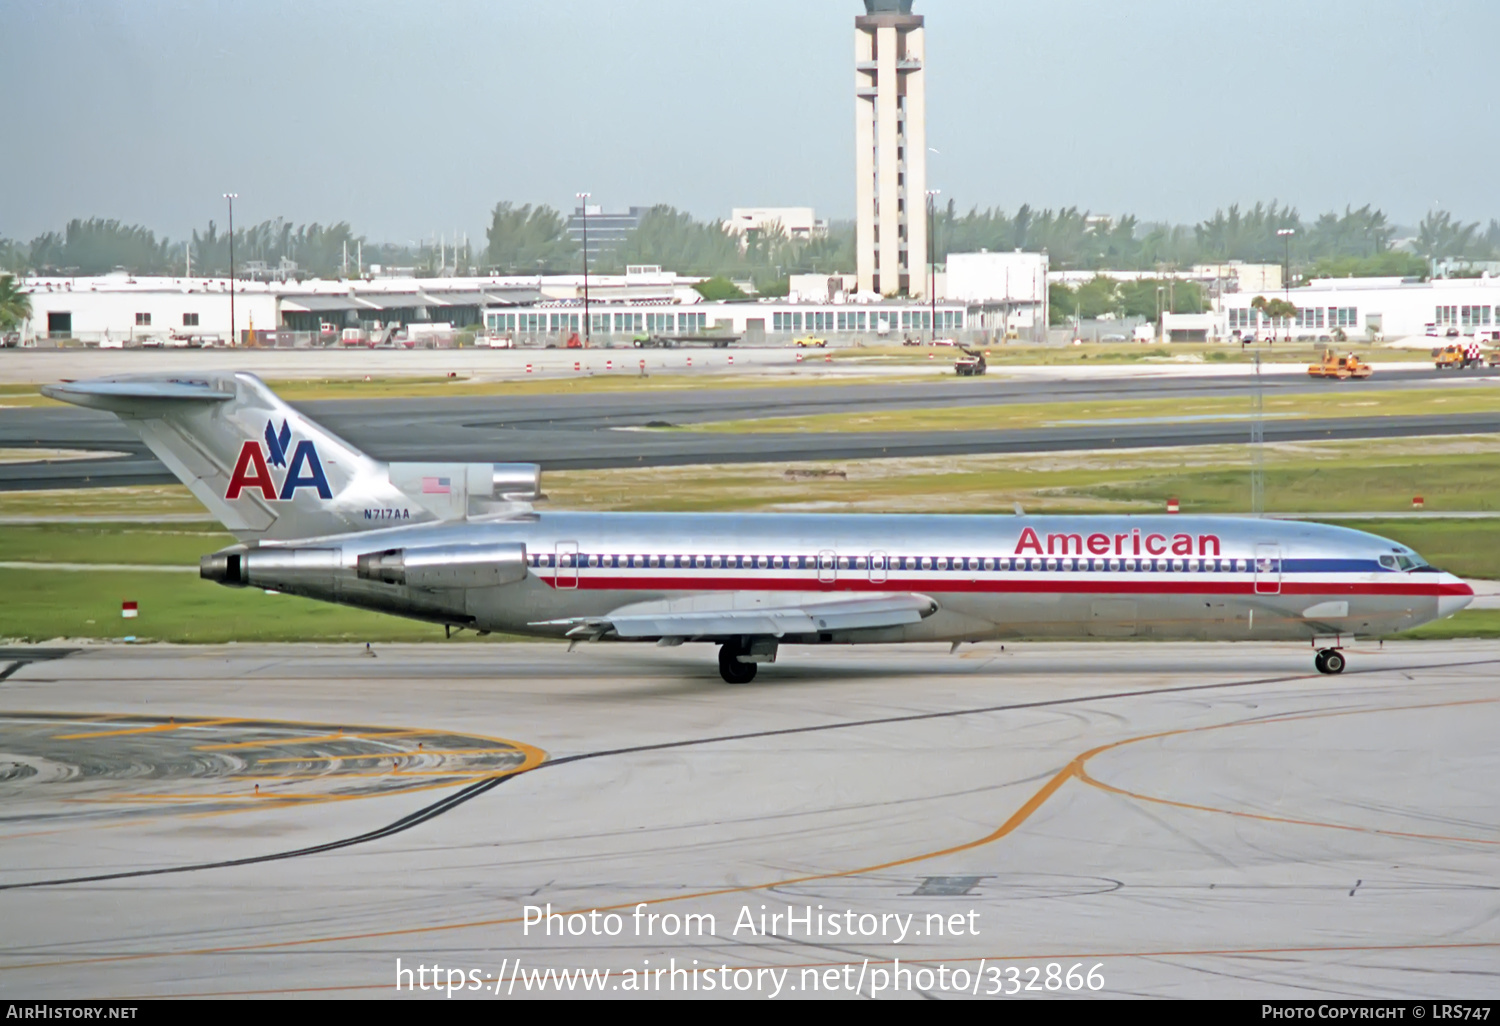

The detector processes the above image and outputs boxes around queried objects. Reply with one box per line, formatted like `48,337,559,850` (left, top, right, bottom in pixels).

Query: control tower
855,0,926,297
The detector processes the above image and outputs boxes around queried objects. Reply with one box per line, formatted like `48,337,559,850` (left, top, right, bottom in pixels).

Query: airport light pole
223,193,238,347
926,189,940,342
1156,285,1165,343
1278,227,1295,341
577,193,591,347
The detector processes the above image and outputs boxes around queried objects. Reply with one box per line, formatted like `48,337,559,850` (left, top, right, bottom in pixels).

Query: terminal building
723,208,829,244
566,205,648,264
15,268,696,347
13,259,1037,349
1156,276,1500,343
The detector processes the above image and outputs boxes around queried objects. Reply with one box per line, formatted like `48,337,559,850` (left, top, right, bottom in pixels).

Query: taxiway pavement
3,366,1499,490
0,642,1495,998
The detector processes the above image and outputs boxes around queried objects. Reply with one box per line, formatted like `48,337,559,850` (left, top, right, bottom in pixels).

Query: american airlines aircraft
44,373,1473,682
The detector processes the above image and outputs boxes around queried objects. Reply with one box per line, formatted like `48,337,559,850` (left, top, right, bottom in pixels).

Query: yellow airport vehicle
793,336,827,348
1434,343,1482,369
1307,350,1372,380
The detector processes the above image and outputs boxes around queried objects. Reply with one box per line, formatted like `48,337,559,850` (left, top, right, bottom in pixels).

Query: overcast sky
4,0,1497,243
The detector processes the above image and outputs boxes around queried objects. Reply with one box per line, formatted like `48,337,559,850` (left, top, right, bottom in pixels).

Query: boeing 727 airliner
43,373,1473,682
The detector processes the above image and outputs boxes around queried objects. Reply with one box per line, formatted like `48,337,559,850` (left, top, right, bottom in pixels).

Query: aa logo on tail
227,419,332,500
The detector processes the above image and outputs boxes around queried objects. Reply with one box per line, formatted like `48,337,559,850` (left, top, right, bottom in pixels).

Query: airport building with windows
14,237,1051,351
1213,276,1500,342
566,205,649,264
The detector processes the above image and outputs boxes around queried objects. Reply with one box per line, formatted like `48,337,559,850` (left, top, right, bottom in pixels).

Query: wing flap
533,593,936,640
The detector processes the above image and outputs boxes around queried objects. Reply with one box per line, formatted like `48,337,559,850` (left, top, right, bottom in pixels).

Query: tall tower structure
855,0,926,298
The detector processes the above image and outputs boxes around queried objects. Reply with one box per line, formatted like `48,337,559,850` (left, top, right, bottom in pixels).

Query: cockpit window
1384,552,1432,571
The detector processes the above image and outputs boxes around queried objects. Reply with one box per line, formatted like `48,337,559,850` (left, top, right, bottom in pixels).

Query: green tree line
6,201,1500,284
1048,277,1207,325
2,217,449,278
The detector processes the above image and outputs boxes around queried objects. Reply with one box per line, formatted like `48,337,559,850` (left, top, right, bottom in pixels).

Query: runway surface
1,642,1496,998
3,366,1499,490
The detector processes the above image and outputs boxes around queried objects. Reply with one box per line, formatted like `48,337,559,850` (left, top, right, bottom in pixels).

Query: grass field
0,485,207,518
0,568,488,643
0,371,933,407
546,436,1500,521
0,523,232,564
829,342,1440,367
694,384,1500,435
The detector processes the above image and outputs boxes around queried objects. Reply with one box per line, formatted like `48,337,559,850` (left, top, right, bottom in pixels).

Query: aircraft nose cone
1437,576,1475,619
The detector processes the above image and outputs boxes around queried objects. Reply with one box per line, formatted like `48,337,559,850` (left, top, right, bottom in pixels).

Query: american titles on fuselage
1015,526,1219,558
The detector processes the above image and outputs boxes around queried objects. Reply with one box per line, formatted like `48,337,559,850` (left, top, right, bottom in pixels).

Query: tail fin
43,372,429,542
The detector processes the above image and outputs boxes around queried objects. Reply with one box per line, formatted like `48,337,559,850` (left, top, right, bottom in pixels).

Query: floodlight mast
927,189,940,341
223,193,238,346
577,193,591,347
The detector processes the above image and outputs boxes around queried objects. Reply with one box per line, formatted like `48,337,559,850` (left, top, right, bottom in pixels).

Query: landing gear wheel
1315,648,1345,675
718,643,757,684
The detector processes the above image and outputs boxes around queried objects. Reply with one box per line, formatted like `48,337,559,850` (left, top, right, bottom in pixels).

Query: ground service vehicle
1307,350,1372,380
1434,343,1482,369
794,336,827,348
954,347,987,376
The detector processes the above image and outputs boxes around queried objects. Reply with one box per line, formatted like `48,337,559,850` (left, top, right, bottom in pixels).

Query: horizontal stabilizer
534,593,937,640
41,378,235,409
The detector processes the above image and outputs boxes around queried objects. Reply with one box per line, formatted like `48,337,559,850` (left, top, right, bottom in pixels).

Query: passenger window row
525,553,1272,573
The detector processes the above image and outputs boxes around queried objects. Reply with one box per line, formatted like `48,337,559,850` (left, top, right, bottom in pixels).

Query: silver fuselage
234,512,1473,644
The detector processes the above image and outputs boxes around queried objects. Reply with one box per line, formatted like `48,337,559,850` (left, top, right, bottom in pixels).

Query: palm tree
0,274,30,332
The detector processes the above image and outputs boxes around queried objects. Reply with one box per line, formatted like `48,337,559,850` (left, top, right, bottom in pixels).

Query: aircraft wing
533,593,937,640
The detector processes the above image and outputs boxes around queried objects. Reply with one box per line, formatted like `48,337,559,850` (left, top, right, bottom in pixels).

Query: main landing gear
1314,648,1346,675
718,642,758,684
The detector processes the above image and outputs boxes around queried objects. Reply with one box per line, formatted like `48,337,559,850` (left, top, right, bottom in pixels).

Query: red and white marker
1166,497,1180,514
121,601,138,619
1413,496,1425,509
728,354,734,365
525,363,533,374
795,353,803,363
574,361,581,372
825,355,832,363
606,359,613,371
687,356,692,368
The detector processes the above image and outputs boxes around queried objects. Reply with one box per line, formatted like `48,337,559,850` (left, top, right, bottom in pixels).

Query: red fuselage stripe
534,574,1465,598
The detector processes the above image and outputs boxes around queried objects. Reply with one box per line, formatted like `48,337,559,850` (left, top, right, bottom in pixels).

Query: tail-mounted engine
355,542,528,590
202,542,528,592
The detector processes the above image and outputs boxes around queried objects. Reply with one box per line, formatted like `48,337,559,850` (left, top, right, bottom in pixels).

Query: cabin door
1254,544,1282,596
555,541,579,590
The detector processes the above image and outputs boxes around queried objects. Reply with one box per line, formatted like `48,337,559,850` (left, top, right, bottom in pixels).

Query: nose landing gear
1314,648,1346,675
